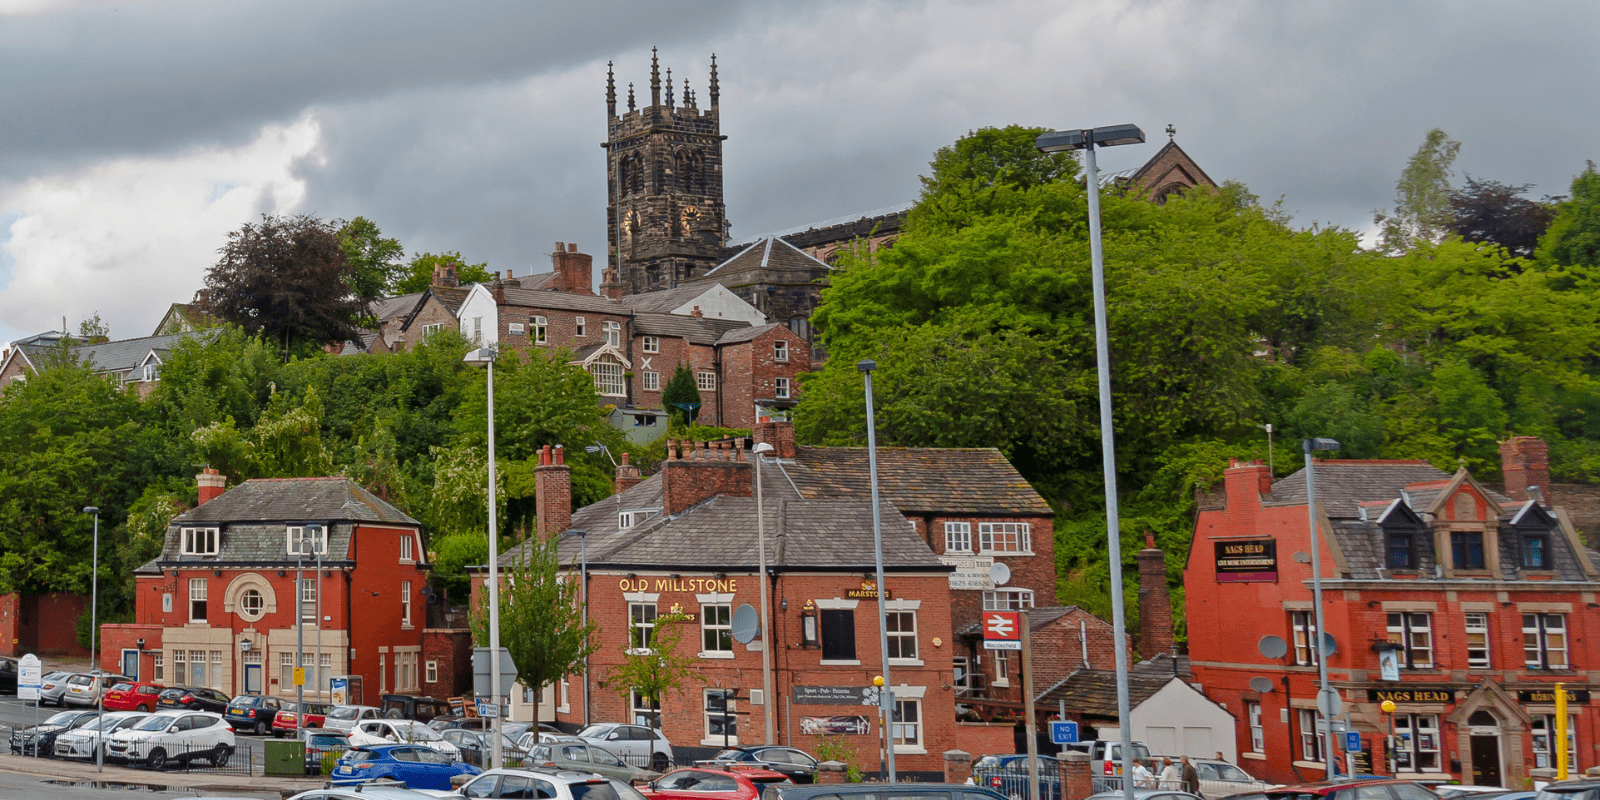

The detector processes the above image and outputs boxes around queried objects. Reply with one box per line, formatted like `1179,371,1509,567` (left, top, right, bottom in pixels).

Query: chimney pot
568,243,578,253
691,305,703,319
535,442,572,540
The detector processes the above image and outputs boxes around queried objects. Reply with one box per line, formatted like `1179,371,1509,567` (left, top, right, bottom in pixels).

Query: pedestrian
1159,757,1180,790
1215,751,1227,763
1132,759,1155,788
1181,755,1201,795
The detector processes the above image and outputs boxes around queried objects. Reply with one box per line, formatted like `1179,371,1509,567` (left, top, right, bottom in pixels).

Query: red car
643,767,794,800
272,702,333,737
102,682,164,712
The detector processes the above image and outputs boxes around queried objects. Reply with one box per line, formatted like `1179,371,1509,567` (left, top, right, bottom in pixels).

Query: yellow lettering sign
617,577,738,593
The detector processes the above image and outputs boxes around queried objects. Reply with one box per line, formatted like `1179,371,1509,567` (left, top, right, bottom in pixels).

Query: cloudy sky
2,0,1595,346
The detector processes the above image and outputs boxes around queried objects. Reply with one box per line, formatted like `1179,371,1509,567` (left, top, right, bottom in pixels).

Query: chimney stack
615,452,642,493
660,438,752,515
552,242,595,295
535,445,572,540
197,468,227,506
600,265,623,300
432,262,459,289
690,305,703,319
753,421,796,459
1501,436,1552,503
1136,532,1174,659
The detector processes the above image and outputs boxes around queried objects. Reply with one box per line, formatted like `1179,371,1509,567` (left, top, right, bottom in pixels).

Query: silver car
38,671,78,707
64,672,130,707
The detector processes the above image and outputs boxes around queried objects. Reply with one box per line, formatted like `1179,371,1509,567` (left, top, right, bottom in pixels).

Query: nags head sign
1215,539,1277,582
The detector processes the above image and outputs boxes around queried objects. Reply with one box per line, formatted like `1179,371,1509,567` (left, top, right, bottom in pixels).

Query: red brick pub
1187,438,1600,787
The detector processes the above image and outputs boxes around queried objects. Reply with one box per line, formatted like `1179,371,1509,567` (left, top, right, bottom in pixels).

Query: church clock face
680,205,699,232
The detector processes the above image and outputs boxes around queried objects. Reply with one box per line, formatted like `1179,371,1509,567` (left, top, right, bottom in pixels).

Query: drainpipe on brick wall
1283,675,1306,783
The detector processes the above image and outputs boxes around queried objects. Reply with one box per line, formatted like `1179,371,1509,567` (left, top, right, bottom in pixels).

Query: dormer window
1385,526,1416,569
181,527,219,556
619,512,636,530
1522,530,1550,569
1452,530,1485,570
287,526,327,556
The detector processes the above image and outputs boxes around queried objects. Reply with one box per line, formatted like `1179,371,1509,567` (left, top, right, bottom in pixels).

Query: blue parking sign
1051,721,1079,744
1344,732,1361,752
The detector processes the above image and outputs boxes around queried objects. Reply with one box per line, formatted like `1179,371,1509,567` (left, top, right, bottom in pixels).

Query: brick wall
660,440,751,515
422,628,473,698
535,445,573,540
630,337,720,424
399,296,460,352
920,514,1057,639
0,593,19,656
718,327,811,429
550,243,595,295
99,623,163,680
1136,536,1174,660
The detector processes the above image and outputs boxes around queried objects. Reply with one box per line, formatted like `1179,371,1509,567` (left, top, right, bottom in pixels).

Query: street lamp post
1303,437,1341,778
752,441,777,745
858,360,895,783
465,345,504,769
1035,123,1145,800
562,528,590,727
84,505,101,772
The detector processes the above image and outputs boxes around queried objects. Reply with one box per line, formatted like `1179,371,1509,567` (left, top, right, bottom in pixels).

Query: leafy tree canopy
1450,176,1556,260
339,216,406,307
1375,128,1461,253
393,251,494,295
1538,162,1600,270
661,363,702,426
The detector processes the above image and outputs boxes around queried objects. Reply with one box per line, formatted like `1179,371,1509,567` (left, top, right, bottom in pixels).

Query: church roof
726,201,914,249
715,322,784,345
703,237,831,280
1127,139,1217,195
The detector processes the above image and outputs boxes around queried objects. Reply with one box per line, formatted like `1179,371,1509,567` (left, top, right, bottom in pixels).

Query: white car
105,710,236,769
348,719,462,759
55,711,149,760
424,769,648,800
576,722,673,772
325,704,384,731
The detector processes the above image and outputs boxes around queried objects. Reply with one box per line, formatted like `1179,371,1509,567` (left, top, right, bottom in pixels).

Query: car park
526,741,656,782
973,754,1063,800
8,709,101,756
300,727,352,774
697,746,820,784
643,767,793,800
349,718,463,759
37,671,80,707
1259,779,1442,800
54,711,149,761
381,694,455,723
769,784,1012,800
1189,759,1272,799
440,729,530,767
274,701,334,736
432,768,647,800
577,722,674,772
103,682,166,712
1066,740,1154,780
429,714,465,732
331,744,481,790
225,693,286,735
105,709,236,769
158,685,231,713
63,672,130,707
325,704,384,731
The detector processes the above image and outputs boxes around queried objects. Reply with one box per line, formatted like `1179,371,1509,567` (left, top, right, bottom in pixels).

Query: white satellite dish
989,562,1011,586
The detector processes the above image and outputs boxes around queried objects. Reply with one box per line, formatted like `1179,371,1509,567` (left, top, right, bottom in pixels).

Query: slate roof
1037,669,1176,716
512,272,561,291
372,293,425,323
726,202,915,249
173,478,420,527
57,332,191,375
703,237,831,279
716,322,784,345
633,313,749,346
432,286,472,314
1269,461,1452,519
617,285,714,314
499,287,630,315
781,446,1053,516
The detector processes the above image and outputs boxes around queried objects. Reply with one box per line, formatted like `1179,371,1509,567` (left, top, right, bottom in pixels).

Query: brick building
101,470,446,708
1186,438,1600,786
0,329,193,397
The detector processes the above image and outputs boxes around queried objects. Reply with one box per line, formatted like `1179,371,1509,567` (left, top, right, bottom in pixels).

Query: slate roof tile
782,446,1052,516
633,313,749,346
1037,669,1175,715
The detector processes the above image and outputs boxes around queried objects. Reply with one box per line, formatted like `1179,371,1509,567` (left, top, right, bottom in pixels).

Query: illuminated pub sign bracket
1367,687,1453,703
1214,539,1277,582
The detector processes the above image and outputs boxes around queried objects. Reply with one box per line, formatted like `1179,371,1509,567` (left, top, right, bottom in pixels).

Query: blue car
331,744,481,790
972,754,1063,800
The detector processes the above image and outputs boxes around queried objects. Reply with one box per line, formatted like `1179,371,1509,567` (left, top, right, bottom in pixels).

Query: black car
8,709,100,756
697,746,821,784
157,686,230,714
0,656,16,694
379,694,453,723
225,694,286,735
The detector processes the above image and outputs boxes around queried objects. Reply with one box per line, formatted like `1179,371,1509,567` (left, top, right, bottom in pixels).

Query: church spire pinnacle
649,46,661,108
708,53,719,109
627,82,635,112
606,61,616,117
666,68,674,108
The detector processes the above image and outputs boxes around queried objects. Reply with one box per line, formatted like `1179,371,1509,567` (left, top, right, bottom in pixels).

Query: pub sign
1215,539,1278,582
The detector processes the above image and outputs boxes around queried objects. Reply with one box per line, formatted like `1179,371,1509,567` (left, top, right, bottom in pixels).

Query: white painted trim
885,599,922,611
814,598,859,610
624,592,661,603
696,592,735,604
891,684,927,699
820,659,861,666
698,651,735,660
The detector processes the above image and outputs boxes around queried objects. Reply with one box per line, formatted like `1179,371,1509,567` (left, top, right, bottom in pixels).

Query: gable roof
616,284,715,314
173,477,420,527
371,292,426,323
1270,461,1456,519
499,286,628,315
726,202,915,249
1037,669,1177,716
781,446,1053,516
1127,140,1218,192
703,237,832,279
716,322,787,346
73,332,190,376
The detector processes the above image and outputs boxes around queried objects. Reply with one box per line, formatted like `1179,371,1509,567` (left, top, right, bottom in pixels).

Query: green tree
661,363,702,426
605,607,701,749
339,216,406,307
393,252,494,295
471,536,598,726
1375,128,1461,253
1538,162,1600,269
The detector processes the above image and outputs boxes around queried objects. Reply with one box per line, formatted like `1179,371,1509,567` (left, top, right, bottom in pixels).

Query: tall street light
751,441,777,745
1303,437,1341,778
1035,123,1144,800
562,528,590,726
83,506,101,772
464,345,504,769
858,360,895,783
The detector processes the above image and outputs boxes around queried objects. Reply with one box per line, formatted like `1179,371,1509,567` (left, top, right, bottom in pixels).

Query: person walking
1181,755,1201,795
1159,757,1180,790
1132,759,1155,789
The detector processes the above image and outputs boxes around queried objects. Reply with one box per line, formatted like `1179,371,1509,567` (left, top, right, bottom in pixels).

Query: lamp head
585,445,603,453
873,676,885,687
1304,438,1341,452
562,528,588,539
857,359,877,373
752,442,775,455
1035,124,1146,153
462,346,498,365
83,506,98,515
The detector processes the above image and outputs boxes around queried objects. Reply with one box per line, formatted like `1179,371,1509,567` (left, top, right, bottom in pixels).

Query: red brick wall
100,624,163,681
0,592,19,656
660,441,752,515
630,337,719,425
423,628,474,698
550,244,595,295
918,514,1057,640
21,592,90,656
718,327,811,429
535,445,573,540
349,524,431,705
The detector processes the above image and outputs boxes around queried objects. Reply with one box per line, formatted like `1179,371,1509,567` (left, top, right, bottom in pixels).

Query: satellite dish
1318,632,1338,657
1249,677,1274,693
1293,552,1312,564
1258,636,1288,659
731,604,760,644
989,563,1011,586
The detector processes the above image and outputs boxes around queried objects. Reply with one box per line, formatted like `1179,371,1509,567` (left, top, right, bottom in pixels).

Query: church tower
605,49,729,295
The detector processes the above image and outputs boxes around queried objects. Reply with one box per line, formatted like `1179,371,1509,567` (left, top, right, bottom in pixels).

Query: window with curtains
1525,614,1570,669
1465,613,1491,668
1291,611,1320,666
1386,612,1433,668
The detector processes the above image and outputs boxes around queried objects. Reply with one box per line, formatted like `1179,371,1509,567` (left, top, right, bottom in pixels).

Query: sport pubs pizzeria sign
1214,539,1277,582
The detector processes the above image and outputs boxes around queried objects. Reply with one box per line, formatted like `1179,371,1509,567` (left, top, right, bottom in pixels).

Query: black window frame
1521,529,1551,569
820,609,856,661
1384,524,1417,569
1452,530,1486,570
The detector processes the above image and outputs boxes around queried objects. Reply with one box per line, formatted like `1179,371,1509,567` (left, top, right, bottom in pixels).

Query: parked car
274,701,334,736
38,671,81,707
435,768,647,800
105,709,236,769
1086,791,1203,800
1189,759,1272,799
973,754,1063,800
63,672,130,707
287,784,440,800
643,767,793,800
54,711,149,761
300,727,351,774
440,729,531,768
0,656,17,694
769,783,1012,800
103,682,165,712
225,693,286,735
349,718,463,759
429,714,465,732
331,744,481,790
325,704,384,731
381,694,455,723
1066,740,1153,779
157,685,231,714
577,722,674,772
1259,779,1442,800
526,741,656,782
697,746,820,784
1531,779,1600,800
1436,790,1511,800
8,708,101,756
